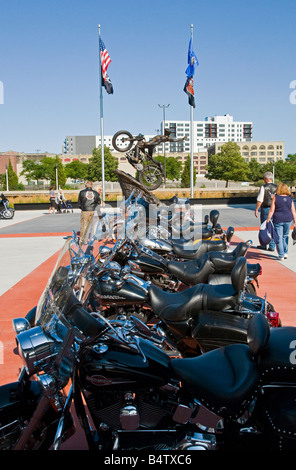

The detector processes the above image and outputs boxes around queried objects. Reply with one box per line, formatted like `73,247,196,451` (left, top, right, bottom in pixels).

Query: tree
181,156,196,188
154,156,182,181
87,146,118,182
65,160,88,181
206,142,250,187
51,155,66,188
248,158,264,182
4,159,19,190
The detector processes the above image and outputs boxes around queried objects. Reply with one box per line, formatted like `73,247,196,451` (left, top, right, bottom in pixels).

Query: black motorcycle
2,241,296,450
0,193,14,219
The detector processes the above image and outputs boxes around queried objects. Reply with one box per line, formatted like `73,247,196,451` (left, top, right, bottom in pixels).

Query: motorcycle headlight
16,326,57,375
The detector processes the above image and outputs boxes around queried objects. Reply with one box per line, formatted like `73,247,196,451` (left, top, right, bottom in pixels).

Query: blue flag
185,38,198,78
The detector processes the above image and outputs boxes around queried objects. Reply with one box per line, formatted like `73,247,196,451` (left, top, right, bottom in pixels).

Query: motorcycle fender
191,310,249,352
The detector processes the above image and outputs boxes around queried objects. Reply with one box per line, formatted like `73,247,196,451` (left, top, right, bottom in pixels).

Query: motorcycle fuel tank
94,278,147,305
133,254,167,274
79,336,172,393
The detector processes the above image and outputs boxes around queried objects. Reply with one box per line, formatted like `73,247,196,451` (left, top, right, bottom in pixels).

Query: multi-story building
161,114,252,154
208,141,285,165
63,114,252,157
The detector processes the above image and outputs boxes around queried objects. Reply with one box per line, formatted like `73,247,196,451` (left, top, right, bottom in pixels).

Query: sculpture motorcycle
0,193,14,219
2,239,296,450
112,131,165,190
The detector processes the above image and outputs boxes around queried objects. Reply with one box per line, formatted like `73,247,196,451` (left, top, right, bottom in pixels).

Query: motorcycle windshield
35,235,92,330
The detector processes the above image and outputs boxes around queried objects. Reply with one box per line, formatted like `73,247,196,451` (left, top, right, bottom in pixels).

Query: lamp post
158,104,170,185
5,164,8,191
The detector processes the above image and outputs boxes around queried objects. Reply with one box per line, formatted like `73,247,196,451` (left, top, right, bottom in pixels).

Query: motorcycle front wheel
112,130,134,152
1,208,14,219
138,164,163,190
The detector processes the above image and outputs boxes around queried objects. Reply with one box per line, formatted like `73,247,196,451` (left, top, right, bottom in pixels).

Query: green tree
206,142,249,187
87,146,118,182
65,160,88,181
181,155,196,188
4,159,19,190
154,156,182,181
51,155,66,188
248,158,264,182
21,159,45,184
20,155,66,188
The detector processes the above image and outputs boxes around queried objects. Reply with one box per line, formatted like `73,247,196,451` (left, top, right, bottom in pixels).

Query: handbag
259,220,279,246
292,227,296,245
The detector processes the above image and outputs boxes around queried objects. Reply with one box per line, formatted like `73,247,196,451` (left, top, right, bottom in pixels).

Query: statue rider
132,129,187,163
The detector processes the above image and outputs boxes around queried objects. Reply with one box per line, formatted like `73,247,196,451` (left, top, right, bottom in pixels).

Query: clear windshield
35,234,94,330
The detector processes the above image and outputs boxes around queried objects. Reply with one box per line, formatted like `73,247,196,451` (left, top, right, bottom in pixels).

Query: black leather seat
170,313,270,418
167,255,215,285
167,242,248,285
204,257,247,311
148,283,204,322
148,257,247,320
172,239,227,260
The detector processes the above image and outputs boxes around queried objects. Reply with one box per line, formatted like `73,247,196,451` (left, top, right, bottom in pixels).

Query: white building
161,114,252,154
63,115,252,156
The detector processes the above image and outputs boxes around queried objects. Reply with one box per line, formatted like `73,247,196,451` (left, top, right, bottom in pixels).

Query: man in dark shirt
78,181,101,244
255,171,277,251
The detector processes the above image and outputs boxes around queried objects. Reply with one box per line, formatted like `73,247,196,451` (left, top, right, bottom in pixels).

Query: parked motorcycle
0,193,14,219
2,243,295,450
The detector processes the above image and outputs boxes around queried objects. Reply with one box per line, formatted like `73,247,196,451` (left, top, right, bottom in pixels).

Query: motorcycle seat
167,255,215,285
172,239,227,260
167,242,247,285
170,313,270,418
148,283,204,322
148,257,247,320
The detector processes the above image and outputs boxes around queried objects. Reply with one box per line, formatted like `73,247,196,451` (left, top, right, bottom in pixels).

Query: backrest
231,257,247,293
247,313,270,357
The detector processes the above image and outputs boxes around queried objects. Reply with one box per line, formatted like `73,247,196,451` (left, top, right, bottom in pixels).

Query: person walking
255,171,277,251
56,188,66,213
78,181,101,244
48,185,56,214
266,182,296,260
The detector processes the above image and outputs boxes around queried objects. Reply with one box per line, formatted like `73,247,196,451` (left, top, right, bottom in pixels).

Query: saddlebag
259,387,296,449
191,310,249,352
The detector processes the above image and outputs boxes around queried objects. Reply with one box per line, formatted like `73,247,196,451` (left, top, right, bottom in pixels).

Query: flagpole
190,24,194,199
98,24,105,201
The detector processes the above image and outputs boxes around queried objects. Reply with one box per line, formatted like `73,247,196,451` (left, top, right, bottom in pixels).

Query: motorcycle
95,208,259,294
2,241,296,450
0,193,14,219
112,131,165,190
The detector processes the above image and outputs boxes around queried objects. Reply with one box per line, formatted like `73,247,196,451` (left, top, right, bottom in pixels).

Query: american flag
99,38,111,80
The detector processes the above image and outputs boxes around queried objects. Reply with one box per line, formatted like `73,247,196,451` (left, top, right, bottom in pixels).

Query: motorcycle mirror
226,226,234,242
209,210,219,227
204,214,209,225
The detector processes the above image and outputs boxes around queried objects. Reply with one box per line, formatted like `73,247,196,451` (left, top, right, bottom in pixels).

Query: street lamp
5,164,8,191
158,104,170,185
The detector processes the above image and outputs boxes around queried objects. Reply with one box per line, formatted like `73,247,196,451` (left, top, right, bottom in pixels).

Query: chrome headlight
98,245,112,259
16,326,58,375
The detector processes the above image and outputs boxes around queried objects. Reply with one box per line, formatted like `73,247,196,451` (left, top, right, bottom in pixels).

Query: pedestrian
56,188,66,213
78,181,101,244
48,185,56,214
266,182,296,260
254,171,277,251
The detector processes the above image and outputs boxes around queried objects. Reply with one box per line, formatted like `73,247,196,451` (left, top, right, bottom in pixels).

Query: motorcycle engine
84,390,169,431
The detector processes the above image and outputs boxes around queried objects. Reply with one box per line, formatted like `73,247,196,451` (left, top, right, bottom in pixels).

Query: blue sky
0,0,296,155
